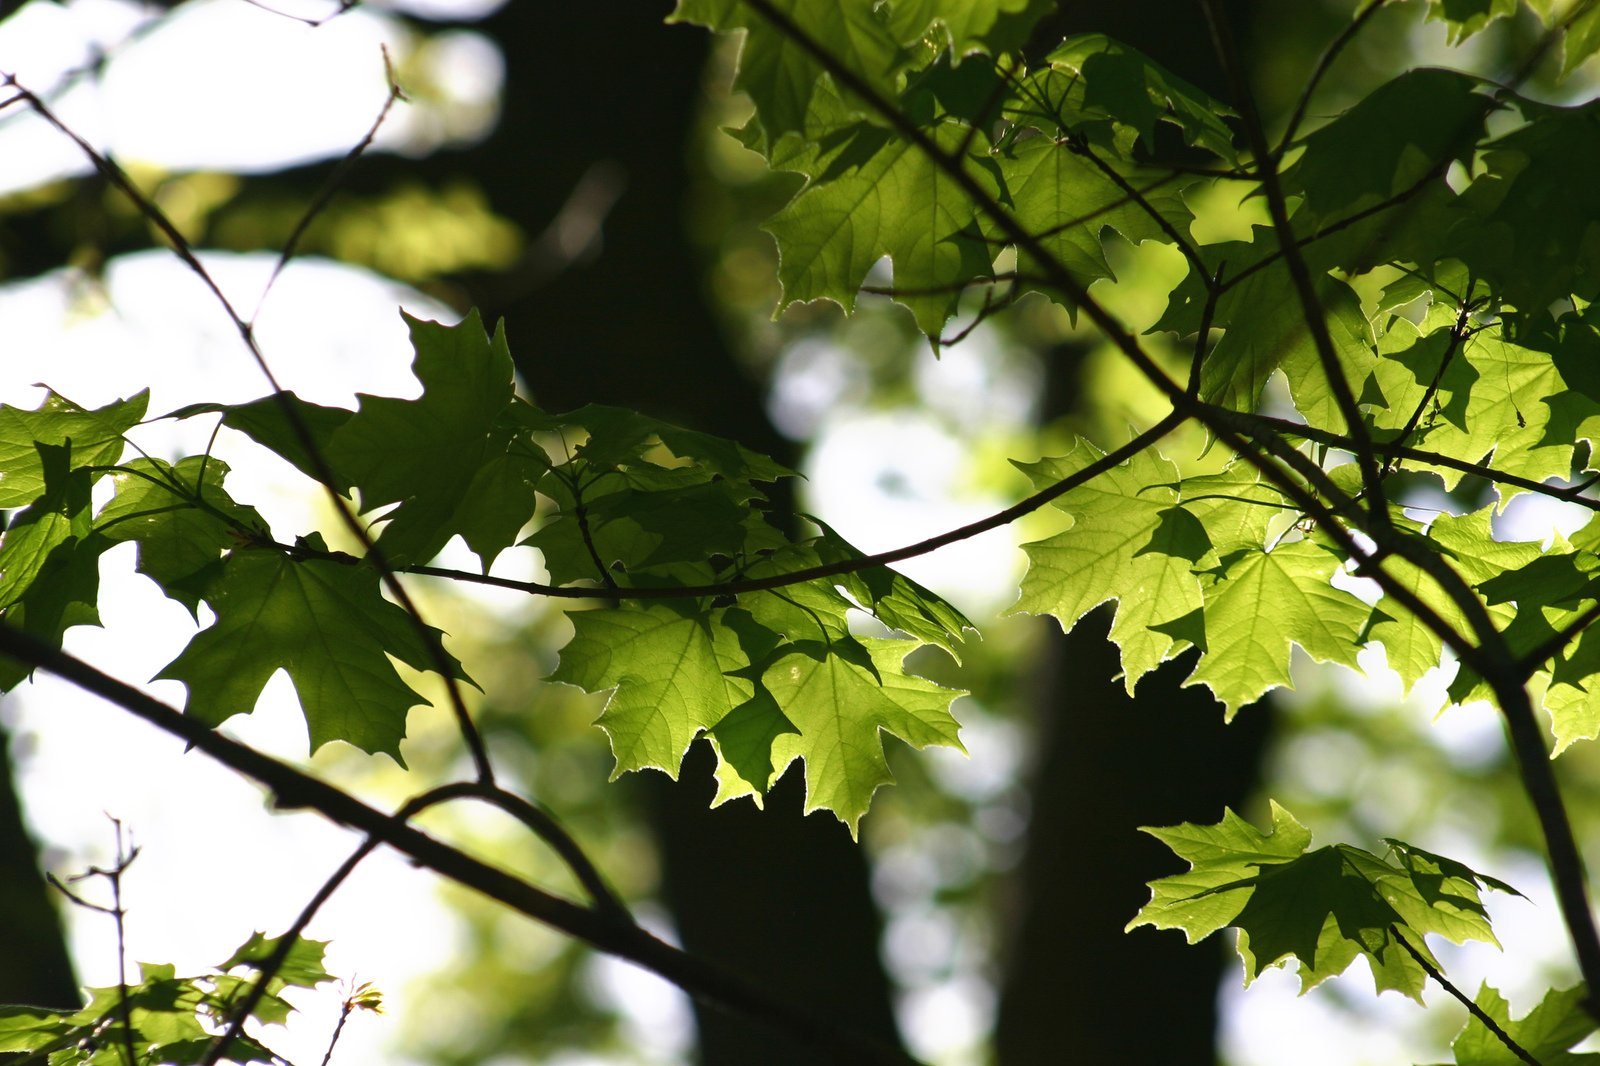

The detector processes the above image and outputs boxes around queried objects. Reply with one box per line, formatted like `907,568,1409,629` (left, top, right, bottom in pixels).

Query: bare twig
50,822,141,1066
247,48,406,324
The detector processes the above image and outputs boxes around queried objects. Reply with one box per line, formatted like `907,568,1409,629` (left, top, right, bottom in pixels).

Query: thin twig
0,624,927,1066
1275,0,1395,157
50,824,142,1066
1201,0,1388,534
1390,926,1543,1066
247,49,406,325
3,73,498,785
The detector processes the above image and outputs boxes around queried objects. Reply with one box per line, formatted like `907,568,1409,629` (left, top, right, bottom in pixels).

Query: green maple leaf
528,404,794,484
327,310,543,568
762,637,963,835
551,602,756,778
1012,439,1204,693
222,932,335,991
1442,983,1600,1065
170,392,354,493
997,135,1196,298
157,536,470,763
1362,510,1531,694
1131,803,1515,1000
1155,226,1376,417
810,521,973,656
522,403,794,585
669,0,901,141
1445,98,1600,312
552,602,963,829
1020,35,1237,162
0,442,110,690
1369,313,1600,492
765,118,998,334
0,390,147,508
0,1004,74,1055
1183,538,1369,717
94,456,265,615
883,0,1041,52
1282,69,1489,218
1424,0,1519,42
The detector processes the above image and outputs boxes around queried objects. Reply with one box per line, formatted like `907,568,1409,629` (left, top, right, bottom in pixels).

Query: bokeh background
2,1,1598,1063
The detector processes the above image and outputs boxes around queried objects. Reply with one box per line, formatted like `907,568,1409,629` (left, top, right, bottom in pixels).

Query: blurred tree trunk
995,8,1271,1063
465,5,908,1063
994,609,1270,1064
0,719,78,1010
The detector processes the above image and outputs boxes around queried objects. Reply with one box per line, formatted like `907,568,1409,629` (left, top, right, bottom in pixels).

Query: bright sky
1,3,1593,1066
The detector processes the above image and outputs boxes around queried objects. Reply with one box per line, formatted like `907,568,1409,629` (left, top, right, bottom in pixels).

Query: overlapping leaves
0,312,968,825
0,933,334,1066
1012,440,1368,716
1129,803,1519,1000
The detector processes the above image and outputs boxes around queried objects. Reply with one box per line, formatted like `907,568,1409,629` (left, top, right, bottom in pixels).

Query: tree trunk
0,718,79,1009
468,5,908,1062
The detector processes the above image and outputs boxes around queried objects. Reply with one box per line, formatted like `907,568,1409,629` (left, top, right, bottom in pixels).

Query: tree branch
1389,926,1543,1066
0,623,927,1066
0,74,498,786
1200,0,1388,533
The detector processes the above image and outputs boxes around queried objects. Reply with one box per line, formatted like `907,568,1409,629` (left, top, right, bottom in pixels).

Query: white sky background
1,3,1595,1066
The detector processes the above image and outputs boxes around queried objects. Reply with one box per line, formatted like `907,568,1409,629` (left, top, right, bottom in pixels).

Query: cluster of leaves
0,311,971,832
669,0,1600,1043
1130,803,1600,1064
0,933,333,1066
8,0,1600,1058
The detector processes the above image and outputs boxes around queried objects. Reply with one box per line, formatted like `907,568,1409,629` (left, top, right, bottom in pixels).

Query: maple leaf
0,442,109,690
997,135,1196,297
157,537,470,763
1013,439,1204,693
549,602,756,778
669,0,901,140
1439,983,1600,1065
1130,803,1516,1000
883,0,1042,52
1183,539,1369,718
551,602,963,831
171,392,354,493
1281,68,1489,218
1368,312,1600,492
0,390,147,508
764,118,998,334
94,456,265,616
1445,97,1600,313
326,310,544,569
1025,35,1238,162
762,637,964,836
